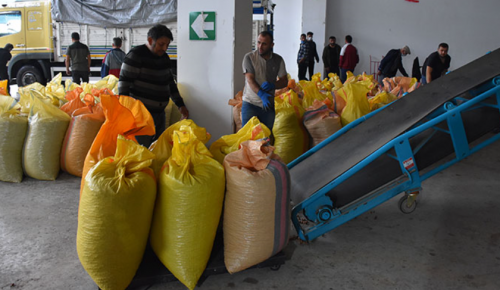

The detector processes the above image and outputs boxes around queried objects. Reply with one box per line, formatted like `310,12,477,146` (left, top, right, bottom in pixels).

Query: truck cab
1,0,53,86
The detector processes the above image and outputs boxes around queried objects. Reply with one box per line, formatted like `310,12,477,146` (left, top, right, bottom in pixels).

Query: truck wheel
16,65,43,87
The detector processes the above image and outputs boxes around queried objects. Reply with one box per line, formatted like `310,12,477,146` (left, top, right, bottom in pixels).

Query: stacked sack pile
228,71,420,164
0,73,119,183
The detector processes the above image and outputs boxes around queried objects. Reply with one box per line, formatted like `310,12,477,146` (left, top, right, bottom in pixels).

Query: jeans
340,68,349,83
241,101,275,132
421,76,427,85
135,109,166,148
72,70,90,84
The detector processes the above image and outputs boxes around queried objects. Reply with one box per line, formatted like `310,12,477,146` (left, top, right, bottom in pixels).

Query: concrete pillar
302,0,327,77
177,0,253,144
273,0,327,80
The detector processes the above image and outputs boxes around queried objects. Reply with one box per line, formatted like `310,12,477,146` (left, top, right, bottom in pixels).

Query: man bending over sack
119,24,189,147
241,31,287,132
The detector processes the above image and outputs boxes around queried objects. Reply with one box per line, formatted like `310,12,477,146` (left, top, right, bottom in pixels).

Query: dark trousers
135,109,166,149
325,66,340,78
307,62,315,80
298,62,308,81
72,70,89,84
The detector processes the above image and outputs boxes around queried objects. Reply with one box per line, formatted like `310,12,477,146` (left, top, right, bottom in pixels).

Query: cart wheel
398,195,417,214
270,264,281,271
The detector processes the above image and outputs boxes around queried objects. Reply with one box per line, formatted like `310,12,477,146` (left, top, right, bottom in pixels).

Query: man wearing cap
377,46,411,83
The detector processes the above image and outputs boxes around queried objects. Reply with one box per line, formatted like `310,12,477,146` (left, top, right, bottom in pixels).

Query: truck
0,0,274,87
0,0,178,86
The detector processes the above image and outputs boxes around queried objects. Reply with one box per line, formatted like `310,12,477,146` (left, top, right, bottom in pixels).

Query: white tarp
51,0,177,28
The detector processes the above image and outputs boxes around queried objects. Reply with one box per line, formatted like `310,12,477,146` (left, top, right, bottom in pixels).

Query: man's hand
261,81,275,93
258,89,273,111
66,69,71,76
377,71,381,76
179,106,189,120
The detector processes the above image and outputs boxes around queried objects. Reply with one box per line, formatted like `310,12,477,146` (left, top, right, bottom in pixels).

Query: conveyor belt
290,49,500,204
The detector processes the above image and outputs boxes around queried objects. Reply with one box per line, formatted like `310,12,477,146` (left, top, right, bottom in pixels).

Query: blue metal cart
289,50,500,242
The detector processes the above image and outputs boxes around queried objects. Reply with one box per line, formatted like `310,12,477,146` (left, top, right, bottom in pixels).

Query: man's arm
426,66,433,83
275,58,288,90
245,72,261,94
101,53,109,78
65,55,71,75
275,75,287,90
398,57,408,77
118,51,141,96
314,43,319,62
87,52,91,73
322,47,329,69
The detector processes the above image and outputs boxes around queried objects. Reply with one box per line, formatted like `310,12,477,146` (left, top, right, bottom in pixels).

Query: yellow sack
339,82,371,126
23,92,70,180
209,116,270,164
273,90,309,164
77,136,156,290
46,73,66,104
223,139,290,273
94,74,119,91
65,79,80,92
149,119,210,178
368,91,398,111
301,80,327,109
150,127,225,290
0,96,28,182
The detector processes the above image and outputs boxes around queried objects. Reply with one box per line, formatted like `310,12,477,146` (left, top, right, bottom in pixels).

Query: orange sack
61,104,105,177
80,95,155,193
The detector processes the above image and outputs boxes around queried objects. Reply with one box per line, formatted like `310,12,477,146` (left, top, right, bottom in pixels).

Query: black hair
4,43,13,50
438,42,449,49
300,33,306,38
259,31,274,42
71,32,80,41
113,37,122,47
147,24,174,41
329,36,336,41
307,31,313,36
345,35,352,43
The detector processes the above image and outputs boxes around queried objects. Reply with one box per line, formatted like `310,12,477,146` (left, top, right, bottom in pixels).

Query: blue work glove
261,81,275,93
258,89,273,111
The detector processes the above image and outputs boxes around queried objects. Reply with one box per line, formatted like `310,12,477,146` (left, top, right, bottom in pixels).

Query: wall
326,0,500,76
273,0,303,80
273,0,328,79
177,0,252,144
302,0,327,76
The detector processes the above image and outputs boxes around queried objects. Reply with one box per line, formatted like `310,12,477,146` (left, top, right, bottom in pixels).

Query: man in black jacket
322,36,341,78
0,43,13,94
306,32,319,80
377,45,411,83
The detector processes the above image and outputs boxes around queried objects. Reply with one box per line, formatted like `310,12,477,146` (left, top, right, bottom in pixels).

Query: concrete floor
1,137,500,289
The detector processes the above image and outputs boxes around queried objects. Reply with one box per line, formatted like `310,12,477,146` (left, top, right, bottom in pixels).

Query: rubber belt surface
290,48,500,203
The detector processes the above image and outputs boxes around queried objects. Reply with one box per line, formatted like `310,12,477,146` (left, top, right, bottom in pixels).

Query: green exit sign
189,11,216,41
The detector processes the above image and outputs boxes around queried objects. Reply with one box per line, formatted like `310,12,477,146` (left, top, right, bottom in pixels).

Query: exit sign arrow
189,11,216,40
191,14,214,38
